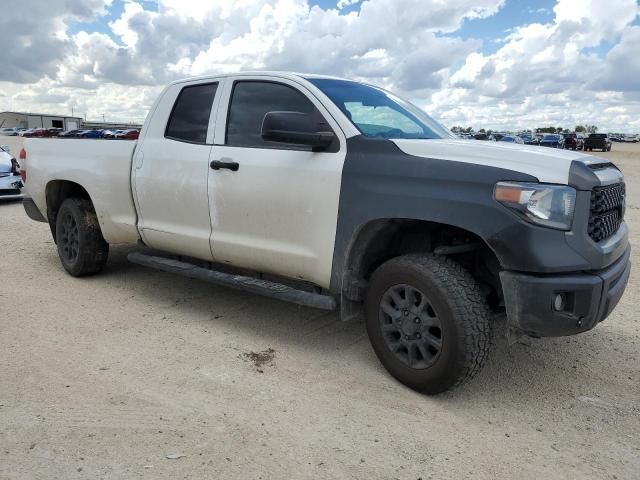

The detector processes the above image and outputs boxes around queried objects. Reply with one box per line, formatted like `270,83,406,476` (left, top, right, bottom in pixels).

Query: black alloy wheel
379,284,443,369
58,210,80,264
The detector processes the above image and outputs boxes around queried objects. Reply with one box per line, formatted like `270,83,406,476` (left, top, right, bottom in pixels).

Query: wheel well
45,180,92,240
342,219,504,312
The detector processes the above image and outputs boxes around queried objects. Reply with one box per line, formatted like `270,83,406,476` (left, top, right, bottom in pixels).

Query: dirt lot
1,139,639,479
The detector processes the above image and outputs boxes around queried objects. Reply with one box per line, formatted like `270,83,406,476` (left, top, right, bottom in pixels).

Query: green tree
575,125,586,132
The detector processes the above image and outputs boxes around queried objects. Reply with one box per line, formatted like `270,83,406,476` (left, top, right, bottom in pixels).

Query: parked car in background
0,127,19,136
58,129,81,138
102,130,122,139
0,144,23,200
473,132,495,141
539,134,565,148
23,128,53,138
584,133,612,152
78,130,105,139
492,132,506,141
520,134,539,145
499,135,524,144
118,129,140,140
47,128,63,137
563,133,584,151
18,129,35,137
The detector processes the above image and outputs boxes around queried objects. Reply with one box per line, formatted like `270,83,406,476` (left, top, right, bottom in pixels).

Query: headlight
494,182,576,230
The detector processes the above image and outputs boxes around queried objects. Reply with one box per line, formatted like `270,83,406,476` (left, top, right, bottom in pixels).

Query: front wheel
365,254,491,394
55,198,109,276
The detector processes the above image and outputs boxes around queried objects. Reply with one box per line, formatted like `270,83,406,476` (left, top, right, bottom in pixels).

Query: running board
127,252,338,311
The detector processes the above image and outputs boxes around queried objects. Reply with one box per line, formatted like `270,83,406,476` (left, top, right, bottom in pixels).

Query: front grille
588,183,625,242
0,188,21,196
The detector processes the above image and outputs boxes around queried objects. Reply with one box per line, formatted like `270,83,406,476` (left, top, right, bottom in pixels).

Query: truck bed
24,139,140,244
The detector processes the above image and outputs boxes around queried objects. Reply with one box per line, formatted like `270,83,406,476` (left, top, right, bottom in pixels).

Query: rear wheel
55,198,109,276
365,254,491,394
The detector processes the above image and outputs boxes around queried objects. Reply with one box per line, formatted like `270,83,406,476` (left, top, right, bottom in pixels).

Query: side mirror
261,112,335,152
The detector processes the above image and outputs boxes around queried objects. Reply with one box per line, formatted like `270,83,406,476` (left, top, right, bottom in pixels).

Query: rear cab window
165,83,218,144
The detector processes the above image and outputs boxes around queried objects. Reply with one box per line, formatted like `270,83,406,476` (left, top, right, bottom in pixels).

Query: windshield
542,134,558,140
306,78,454,140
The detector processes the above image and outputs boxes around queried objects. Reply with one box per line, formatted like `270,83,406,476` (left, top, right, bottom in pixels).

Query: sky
0,0,639,132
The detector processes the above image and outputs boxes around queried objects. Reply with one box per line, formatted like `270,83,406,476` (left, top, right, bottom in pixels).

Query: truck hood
392,139,603,185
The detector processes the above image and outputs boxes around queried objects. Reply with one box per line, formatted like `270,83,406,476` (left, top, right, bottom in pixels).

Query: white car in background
0,144,23,200
0,127,19,136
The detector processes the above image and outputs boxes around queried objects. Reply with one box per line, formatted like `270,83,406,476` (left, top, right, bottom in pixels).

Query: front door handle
210,159,239,171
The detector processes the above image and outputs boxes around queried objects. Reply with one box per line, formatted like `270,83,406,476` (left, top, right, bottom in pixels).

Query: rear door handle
210,159,239,171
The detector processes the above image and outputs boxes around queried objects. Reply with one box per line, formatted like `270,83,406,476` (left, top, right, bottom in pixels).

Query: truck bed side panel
25,139,139,244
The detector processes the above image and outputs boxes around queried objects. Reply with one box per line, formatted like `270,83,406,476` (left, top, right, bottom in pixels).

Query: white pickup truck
22,72,630,394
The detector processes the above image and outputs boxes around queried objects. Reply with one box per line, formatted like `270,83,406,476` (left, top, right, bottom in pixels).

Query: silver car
0,145,23,200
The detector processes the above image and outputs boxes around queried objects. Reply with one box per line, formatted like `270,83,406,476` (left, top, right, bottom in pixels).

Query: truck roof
168,71,351,86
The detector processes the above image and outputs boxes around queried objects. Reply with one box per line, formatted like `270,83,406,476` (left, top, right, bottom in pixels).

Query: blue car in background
78,129,105,138
539,134,565,148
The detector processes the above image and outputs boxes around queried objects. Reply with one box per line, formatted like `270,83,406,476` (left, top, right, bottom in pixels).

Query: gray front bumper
500,246,631,338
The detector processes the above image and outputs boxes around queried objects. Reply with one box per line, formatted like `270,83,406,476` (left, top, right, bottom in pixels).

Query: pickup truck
21,72,631,394
584,133,612,152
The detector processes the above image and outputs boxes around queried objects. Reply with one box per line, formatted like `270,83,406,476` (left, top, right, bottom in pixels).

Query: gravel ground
1,140,639,479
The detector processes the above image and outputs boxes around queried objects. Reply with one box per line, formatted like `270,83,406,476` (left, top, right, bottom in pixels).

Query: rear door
207,76,347,288
133,80,222,260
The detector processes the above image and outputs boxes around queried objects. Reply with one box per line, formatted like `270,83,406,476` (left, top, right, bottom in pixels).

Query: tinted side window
226,81,325,149
166,83,217,144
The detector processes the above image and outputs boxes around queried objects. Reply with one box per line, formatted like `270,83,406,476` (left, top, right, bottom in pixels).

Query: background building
0,111,83,130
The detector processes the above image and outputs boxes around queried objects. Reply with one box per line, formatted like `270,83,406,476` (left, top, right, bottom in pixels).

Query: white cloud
0,0,112,83
0,0,639,131
337,0,360,9
432,0,640,131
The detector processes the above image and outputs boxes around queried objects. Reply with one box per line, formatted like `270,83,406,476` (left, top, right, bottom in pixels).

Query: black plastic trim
500,245,630,337
128,251,338,311
22,196,47,222
331,136,549,292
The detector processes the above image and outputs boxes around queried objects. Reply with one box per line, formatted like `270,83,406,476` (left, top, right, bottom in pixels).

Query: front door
208,77,347,288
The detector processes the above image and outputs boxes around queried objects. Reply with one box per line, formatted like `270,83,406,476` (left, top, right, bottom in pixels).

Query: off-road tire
365,254,491,394
55,198,109,277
